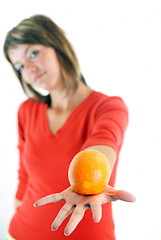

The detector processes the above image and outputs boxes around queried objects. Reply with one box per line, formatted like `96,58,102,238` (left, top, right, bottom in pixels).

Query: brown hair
3,14,86,105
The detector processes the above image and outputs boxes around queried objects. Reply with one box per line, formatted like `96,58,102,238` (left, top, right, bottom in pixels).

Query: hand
34,186,135,236
14,199,22,211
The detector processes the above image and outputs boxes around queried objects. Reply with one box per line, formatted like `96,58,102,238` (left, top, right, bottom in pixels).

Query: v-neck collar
43,90,95,138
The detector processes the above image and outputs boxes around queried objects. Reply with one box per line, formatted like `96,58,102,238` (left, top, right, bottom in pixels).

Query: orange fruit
68,149,111,195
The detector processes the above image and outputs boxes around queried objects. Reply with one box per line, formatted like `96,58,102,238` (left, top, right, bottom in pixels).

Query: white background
0,0,161,239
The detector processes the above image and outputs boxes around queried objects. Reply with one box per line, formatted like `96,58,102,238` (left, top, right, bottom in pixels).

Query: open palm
34,185,135,236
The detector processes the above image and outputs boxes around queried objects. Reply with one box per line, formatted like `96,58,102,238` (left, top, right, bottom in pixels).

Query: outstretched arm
34,145,135,236
86,145,117,172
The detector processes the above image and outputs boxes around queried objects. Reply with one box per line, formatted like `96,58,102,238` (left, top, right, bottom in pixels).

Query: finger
90,202,102,223
64,205,86,236
34,193,63,207
51,203,75,231
107,189,136,202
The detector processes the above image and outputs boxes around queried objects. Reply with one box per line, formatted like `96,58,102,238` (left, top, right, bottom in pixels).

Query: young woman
4,14,135,240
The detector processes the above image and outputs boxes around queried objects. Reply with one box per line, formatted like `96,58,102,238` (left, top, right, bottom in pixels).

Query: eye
17,65,24,73
30,50,39,59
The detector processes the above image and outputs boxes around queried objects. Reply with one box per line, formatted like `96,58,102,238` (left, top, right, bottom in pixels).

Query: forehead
8,44,31,63
8,44,31,54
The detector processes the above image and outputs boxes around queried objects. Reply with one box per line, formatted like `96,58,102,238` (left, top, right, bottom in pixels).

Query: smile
35,72,45,83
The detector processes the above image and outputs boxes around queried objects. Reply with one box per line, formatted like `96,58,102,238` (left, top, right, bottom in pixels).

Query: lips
35,72,45,83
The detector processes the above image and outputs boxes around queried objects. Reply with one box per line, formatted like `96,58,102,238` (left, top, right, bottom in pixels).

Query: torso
8,90,127,240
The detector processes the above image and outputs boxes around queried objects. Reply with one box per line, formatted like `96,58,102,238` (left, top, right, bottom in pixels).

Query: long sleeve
82,96,128,153
15,103,28,200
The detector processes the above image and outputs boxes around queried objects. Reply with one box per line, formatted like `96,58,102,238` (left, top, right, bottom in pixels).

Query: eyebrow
13,45,32,68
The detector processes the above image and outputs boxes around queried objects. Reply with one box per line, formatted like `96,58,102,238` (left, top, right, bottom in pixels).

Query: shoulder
91,91,128,113
17,98,46,118
18,99,33,114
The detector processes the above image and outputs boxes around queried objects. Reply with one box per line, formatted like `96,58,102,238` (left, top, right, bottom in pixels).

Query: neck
49,82,92,111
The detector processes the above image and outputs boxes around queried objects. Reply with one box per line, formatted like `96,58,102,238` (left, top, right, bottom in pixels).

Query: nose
25,60,37,73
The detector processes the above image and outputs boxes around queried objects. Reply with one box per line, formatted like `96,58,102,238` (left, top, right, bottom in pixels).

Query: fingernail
33,203,37,207
51,225,57,231
94,219,100,223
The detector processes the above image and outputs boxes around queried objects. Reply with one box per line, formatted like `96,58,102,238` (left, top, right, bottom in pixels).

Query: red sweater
9,91,128,240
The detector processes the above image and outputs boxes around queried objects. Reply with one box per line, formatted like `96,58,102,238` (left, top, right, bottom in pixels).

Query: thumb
107,189,136,202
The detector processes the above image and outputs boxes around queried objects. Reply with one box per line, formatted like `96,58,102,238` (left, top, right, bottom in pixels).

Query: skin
9,44,64,92
34,186,135,236
9,44,136,236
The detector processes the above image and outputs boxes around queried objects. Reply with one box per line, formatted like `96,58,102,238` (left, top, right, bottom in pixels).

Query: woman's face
8,44,64,91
